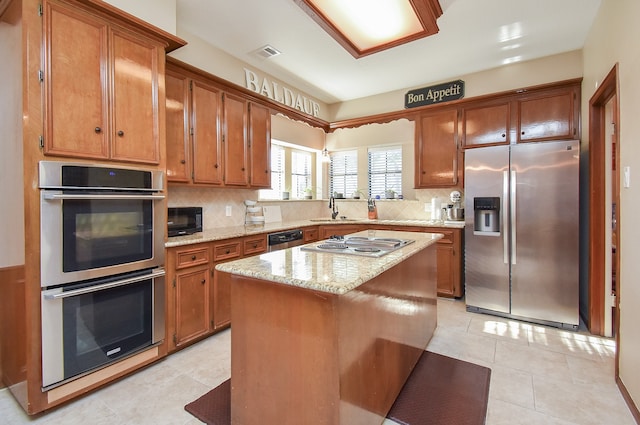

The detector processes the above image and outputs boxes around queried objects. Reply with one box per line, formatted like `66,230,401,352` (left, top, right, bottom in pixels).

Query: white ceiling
176,0,601,104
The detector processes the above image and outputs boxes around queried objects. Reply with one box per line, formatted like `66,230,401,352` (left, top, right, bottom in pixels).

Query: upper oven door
40,191,165,287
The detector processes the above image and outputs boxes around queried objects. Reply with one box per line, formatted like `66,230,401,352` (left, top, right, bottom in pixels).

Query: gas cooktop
301,236,415,258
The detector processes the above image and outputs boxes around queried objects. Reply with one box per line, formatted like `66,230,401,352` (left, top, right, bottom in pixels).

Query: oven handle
44,269,166,300
43,193,165,201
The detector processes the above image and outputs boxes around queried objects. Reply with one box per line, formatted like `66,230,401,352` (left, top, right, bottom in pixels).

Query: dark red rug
185,351,491,425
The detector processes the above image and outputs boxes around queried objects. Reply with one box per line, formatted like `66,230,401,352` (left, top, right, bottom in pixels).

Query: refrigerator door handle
511,170,517,265
503,171,509,264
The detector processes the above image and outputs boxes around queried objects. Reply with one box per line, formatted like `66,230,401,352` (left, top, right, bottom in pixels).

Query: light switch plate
624,166,631,188
225,205,232,216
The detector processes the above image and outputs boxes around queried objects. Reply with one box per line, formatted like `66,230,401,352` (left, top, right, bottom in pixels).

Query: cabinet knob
521,131,525,135
501,133,506,138
253,243,257,248
181,159,186,164
225,249,230,254
117,130,125,137
265,170,269,173
241,167,245,171
94,127,102,133
214,164,219,169
201,279,205,285
191,255,196,260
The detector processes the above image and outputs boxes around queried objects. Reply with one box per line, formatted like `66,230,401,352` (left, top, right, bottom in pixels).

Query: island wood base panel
228,245,437,425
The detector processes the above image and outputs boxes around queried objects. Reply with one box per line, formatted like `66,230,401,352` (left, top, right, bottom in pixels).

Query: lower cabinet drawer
213,241,242,261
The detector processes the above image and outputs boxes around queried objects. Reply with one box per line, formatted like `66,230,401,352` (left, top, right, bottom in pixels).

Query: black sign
404,80,465,109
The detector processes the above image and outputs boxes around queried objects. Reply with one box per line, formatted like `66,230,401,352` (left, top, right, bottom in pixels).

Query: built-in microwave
167,207,203,237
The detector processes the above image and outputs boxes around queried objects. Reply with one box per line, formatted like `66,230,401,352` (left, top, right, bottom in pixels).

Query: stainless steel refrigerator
464,140,579,330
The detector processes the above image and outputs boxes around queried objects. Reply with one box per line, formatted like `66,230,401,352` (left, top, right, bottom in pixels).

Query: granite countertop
164,218,463,248
214,230,442,295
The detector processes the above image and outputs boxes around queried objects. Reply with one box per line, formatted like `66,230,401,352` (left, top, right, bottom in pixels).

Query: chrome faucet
329,196,339,219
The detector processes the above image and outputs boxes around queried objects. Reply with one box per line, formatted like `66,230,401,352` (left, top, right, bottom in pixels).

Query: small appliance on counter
444,190,464,222
168,207,203,237
245,200,265,225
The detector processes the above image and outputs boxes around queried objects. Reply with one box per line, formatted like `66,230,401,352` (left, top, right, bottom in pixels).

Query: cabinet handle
241,167,245,171
117,130,125,137
94,127,102,133
265,170,269,173
201,279,205,285
252,243,257,248
521,131,525,135
181,159,186,164
225,249,230,254
214,164,219,169
191,255,196,260
501,133,506,138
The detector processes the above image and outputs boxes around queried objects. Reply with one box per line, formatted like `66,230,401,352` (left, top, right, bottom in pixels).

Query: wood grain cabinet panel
517,87,578,142
192,79,224,185
222,92,249,186
462,101,511,148
415,108,462,188
174,266,210,347
44,0,162,163
248,102,271,188
165,70,191,182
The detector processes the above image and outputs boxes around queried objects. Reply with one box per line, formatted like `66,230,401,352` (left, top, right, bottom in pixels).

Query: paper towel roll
431,197,440,220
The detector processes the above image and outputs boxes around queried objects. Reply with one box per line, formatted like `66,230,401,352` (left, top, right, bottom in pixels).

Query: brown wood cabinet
44,0,163,164
303,226,319,242
318,224,366,239
168,245,211,348
461,80,581,149
248,102,271,188
517,85,579,142
462,100,511,147
366,224,463,298
166,234,267,352
165,61,270,188
415,108,463,188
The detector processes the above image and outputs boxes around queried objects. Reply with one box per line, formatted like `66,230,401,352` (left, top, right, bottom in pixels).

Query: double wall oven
39,161,166,389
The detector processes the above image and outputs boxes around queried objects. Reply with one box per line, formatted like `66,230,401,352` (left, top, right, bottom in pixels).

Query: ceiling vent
254,45,282,59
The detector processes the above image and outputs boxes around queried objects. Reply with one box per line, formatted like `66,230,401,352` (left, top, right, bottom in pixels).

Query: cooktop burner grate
353,247,381,253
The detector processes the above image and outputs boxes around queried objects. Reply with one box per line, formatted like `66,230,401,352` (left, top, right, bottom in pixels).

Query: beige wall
329,50,583,121
103,0,177,34
0,4,24,268
583,0,640,411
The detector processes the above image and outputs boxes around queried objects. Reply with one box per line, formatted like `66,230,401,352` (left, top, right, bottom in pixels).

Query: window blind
261,144,285,199
291,150,312,198
330,150,358,197
368,147,402,198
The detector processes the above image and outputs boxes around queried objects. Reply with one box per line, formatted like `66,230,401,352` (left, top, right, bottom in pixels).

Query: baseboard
616,375,640,423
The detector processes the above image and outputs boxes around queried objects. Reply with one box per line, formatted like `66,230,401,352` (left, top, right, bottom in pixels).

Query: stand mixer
445,190,464,221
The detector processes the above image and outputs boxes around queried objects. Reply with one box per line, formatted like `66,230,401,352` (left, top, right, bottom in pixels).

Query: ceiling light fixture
295,0,442,58
321,148,331,163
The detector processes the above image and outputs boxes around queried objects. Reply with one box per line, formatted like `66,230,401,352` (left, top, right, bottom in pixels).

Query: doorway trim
588,64,619,338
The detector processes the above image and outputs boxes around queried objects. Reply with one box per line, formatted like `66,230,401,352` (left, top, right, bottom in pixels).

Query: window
291,150,312,198
330,150,358,197
261,144,285,200
368,146,402,198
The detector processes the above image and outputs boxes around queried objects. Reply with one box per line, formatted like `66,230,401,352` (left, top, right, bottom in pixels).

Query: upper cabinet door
223,93,249,186
192,79,223,185
517,87,578,142
415,109,462,188
462,101,510,148
45,0,109,159
44,0,164,164
110,28,160,163
248,102,271,188
165,70,191,182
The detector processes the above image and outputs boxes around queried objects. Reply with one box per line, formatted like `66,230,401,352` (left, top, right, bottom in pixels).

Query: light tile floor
0,298,635,424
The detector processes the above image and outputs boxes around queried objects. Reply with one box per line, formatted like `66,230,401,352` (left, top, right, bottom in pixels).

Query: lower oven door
41,268,165,389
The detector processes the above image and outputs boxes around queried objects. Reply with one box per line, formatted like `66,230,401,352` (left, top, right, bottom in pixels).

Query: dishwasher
267,229,305,251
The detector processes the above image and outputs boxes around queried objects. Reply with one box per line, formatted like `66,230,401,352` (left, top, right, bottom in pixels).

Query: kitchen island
216,230,441,425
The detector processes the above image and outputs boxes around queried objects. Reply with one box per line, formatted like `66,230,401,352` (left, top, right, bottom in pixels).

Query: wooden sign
405,80,465,108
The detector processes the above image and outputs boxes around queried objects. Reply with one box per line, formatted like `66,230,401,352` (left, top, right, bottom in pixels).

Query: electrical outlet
225,205,232,216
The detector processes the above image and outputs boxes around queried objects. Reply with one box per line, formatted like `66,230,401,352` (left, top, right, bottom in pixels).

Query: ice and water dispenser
473,197,500,235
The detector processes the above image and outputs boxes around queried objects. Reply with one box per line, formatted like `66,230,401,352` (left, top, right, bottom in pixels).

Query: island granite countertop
165,218,462,248
214,230,442,295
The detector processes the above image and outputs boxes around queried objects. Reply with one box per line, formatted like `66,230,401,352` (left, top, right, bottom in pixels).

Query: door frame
588,64,619,341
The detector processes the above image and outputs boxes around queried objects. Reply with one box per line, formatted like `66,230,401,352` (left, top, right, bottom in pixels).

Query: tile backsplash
167,186,462,230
